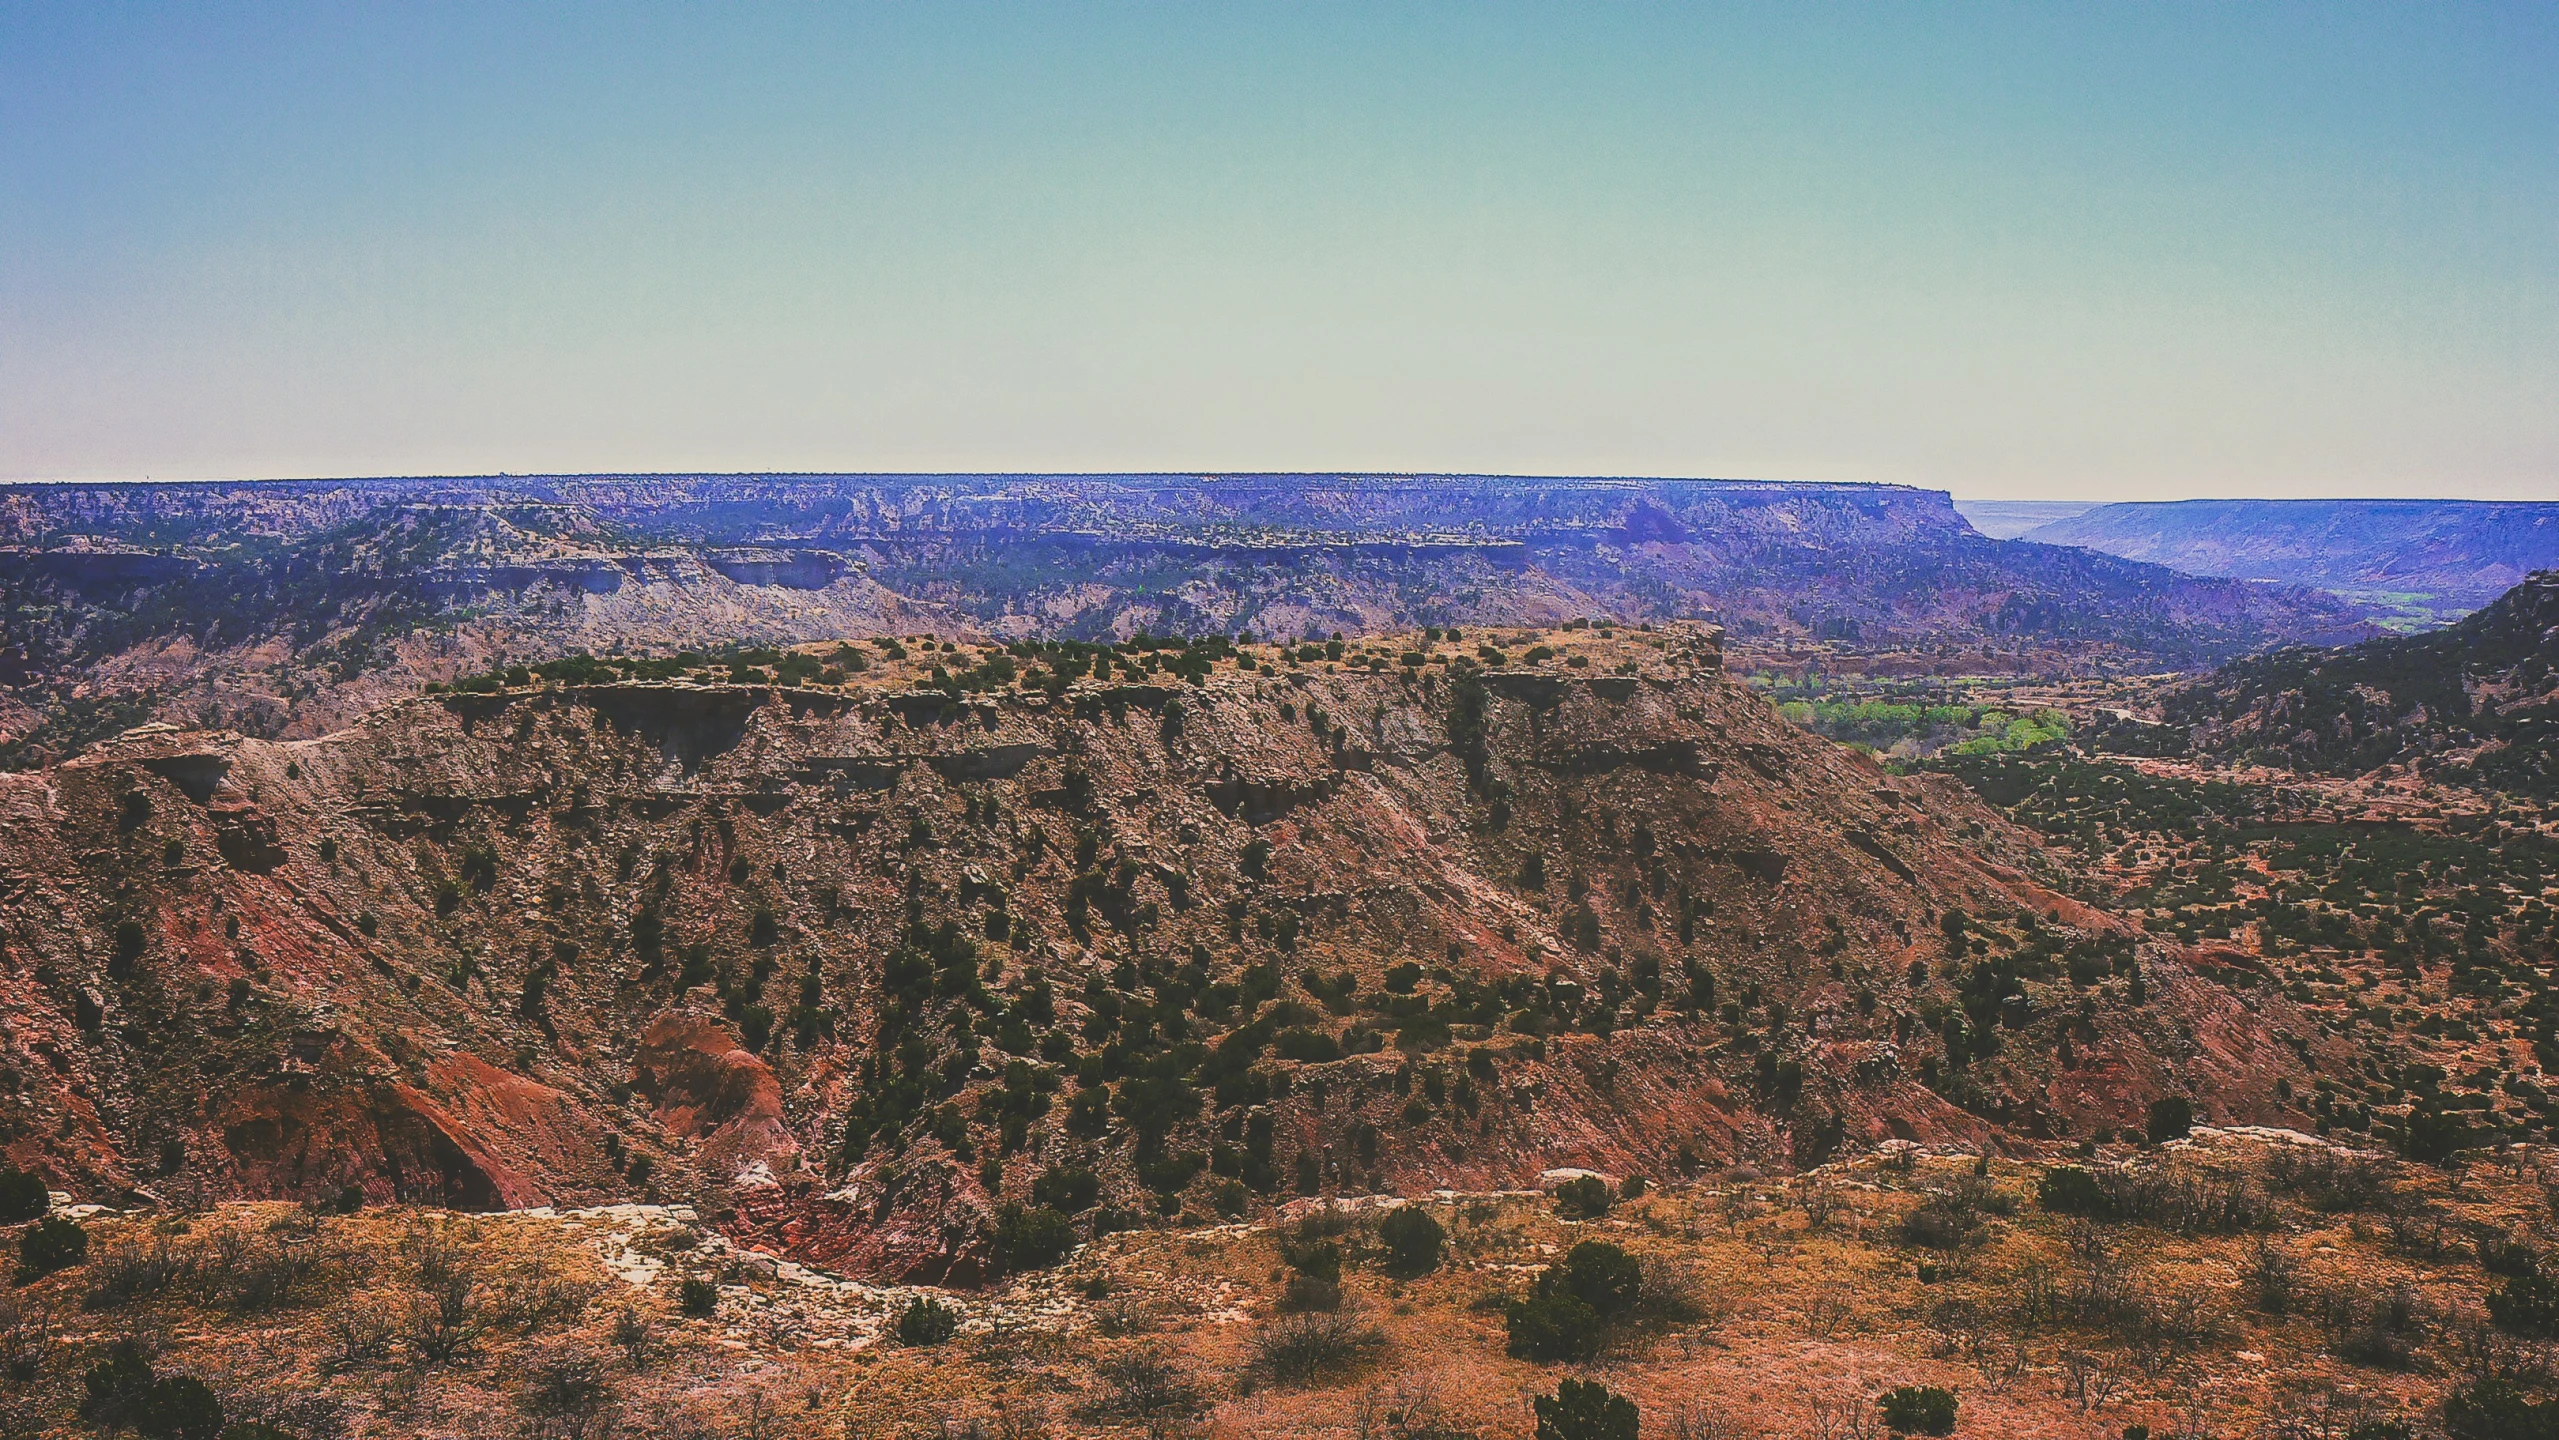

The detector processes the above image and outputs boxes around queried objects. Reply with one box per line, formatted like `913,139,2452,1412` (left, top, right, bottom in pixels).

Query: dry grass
0,1132,2542,1438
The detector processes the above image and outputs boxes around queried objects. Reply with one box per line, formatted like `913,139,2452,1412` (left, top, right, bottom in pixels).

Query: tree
1378,1207,1445,1276
1879,1386,1958,1436
1534,1379,1639,1440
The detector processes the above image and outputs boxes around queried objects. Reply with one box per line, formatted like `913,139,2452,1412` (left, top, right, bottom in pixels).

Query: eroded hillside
0,626,2321,1284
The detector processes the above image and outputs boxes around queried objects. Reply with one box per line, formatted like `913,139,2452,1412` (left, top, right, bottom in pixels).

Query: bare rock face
635,1013,799,1184
0,628,2318,1278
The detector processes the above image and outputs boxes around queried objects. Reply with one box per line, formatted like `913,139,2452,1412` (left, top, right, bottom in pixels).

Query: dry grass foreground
4,1127,2552,1439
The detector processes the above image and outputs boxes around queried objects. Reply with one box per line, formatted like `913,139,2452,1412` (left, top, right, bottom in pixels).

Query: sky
2,3,2553,501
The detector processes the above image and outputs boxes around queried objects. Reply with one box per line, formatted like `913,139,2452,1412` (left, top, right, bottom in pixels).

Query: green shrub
1879,1385,1958,1435
134,1375,225,1440
675,1276,718,1318
2490,1272,2559,1337
1378,1207,1445,1276
1554,1176,1613,1220
1533,1378,1639,1440
0,1165,47,1223
2445,1377,2559,1440
2146,1097,2194,1145
897,1296,959,1346
20,1215,86,1275
1552,1241,1641,1318
2403,1106,2472,1167
1031,1165,1101,1213
991,1204,1077,1272
2036,1166,2113,1217
1505,1242,1642,1362
1505,1288,1601,1362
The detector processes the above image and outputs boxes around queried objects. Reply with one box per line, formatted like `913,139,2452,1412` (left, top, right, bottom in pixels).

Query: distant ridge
1952,499,2099,539
2025,498,2559,625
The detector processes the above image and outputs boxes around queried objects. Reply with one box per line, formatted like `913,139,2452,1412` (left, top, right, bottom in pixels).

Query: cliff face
0,628,2317,1279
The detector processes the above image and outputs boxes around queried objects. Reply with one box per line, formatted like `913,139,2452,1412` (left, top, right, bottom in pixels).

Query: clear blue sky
3,3,2552,499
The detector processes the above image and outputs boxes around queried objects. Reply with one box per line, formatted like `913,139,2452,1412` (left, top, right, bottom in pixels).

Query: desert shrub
85,1237,189,1308
1901,1196,1980,1250
991,1204,1077,1272
1378,1208,1445,1276
1636,1254,1706,1324
81,1340,159,1429
2262,1149,2395,1213
2037,1166,2112,1217
1619,1176,1649,1202
1553,1176,1613,1220
2445,1377,2559,1440
407,1269,496,1364
2482,1234,2543,1280
2242,1239,2298,1316
0,1165,47,1223
1506,1242,1642,1361
519,1348,616,1440
134,1375,225,1440
1031,1166,1102,1213
897,1296,959,1346
1551,1241,1642,1318
1089,1353,1200,1421
1533,1378,1638,1440
19,1216,87,1276
218,1425,295,1440
0,1293,51,1384
675,1277,719,1319
499,1264,600,1333
2145,1097,2193,1144
1248,1310,1382,1385
2402,1106,2471,1167
2491,1272,2559,1337
323,1296,399,1370
2322,1280,2427,1369
610,1308,658,1368
1878,1385,1958,1435
1506,1288,1601,1363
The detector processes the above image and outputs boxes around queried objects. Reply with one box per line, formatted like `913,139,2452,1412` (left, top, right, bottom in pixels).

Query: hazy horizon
5,4,2553,502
